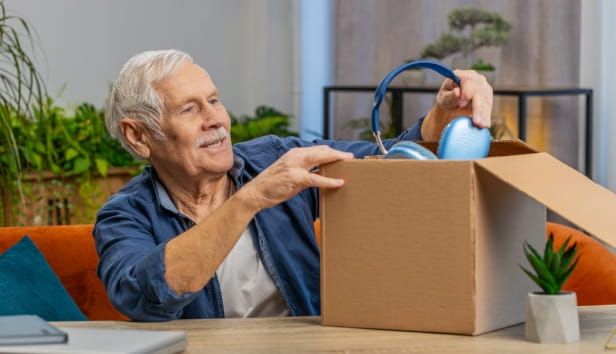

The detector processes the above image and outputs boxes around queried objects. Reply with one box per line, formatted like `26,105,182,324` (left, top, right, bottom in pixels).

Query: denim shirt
93,122,422,321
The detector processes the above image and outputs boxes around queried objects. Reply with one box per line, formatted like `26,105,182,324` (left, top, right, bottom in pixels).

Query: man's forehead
164,61,211,83
154,62,217,101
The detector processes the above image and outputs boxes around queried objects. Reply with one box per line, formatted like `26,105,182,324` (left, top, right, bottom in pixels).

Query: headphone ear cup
437,116,492,160
384,141,438,160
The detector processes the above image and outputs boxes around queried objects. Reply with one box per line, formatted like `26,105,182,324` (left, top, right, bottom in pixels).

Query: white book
0,326,187,354
0,315,67,345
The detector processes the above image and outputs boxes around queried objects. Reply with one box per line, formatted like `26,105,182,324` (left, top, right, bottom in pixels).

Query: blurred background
1,0,614,225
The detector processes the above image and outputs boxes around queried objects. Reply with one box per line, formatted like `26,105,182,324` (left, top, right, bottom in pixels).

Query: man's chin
208,152,235,174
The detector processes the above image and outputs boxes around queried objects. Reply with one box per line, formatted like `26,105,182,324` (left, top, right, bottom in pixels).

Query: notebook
0,327,187,354
0,315,67,345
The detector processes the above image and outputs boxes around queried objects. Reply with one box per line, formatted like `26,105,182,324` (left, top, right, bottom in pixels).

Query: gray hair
106,49,193,158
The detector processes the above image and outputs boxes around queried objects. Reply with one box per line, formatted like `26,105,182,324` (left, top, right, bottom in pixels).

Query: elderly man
94,49,492,321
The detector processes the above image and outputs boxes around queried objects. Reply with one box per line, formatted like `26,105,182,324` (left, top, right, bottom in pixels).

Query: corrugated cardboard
319,140,616,335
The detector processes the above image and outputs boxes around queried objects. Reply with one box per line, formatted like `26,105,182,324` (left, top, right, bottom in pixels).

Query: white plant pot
525,291,580,343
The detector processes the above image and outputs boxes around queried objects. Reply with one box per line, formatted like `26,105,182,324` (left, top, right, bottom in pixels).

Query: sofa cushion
547,222,616,305
0,235,87,321
0,225,128,320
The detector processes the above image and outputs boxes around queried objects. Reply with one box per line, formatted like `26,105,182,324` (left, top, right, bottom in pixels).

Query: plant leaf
548,249,561,277
544,234,554,268
559,242,578,276
524,241,543,261
65,147,78,161
94,158,108,177
520,265,557,294
525,247,557,288
556,256,580,289
71,157,90,175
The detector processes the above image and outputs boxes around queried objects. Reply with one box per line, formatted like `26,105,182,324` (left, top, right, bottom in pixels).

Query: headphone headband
371,60,460,154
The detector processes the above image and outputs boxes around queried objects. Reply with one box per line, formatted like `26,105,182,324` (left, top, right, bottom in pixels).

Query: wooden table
55,306,616,353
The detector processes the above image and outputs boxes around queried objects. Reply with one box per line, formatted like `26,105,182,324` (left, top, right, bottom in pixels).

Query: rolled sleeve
94,206,198,321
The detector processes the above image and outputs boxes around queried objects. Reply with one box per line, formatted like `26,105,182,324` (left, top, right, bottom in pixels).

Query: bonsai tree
420,7,511,70
520,234,580,294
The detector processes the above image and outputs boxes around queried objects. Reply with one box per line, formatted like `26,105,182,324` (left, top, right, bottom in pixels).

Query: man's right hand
240,146,354,211
166,145,352,295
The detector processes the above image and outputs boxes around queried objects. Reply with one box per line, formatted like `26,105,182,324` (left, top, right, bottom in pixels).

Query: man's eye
209,98,219,105
182,105,197,113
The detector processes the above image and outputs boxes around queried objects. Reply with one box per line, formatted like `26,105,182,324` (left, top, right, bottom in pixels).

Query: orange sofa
0,224,127,320
1,221,612,321
546,222,616,305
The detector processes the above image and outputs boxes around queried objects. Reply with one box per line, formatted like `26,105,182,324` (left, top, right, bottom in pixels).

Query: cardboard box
319,140,616,335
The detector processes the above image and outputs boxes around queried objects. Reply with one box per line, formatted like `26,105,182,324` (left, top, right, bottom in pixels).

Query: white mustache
195,127,228,148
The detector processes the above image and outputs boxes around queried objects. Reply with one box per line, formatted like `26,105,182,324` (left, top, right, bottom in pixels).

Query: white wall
580,0,616,189
7,0,299,127
299,0,333,139
7,0,616,185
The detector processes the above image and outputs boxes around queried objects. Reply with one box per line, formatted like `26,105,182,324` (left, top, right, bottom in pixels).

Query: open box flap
476,152,616,248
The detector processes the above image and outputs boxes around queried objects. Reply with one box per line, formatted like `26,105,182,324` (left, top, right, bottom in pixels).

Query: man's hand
421,70,493,140
241,146,354,210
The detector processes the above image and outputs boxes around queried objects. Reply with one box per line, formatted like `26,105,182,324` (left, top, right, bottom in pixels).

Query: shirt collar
151,151,246,214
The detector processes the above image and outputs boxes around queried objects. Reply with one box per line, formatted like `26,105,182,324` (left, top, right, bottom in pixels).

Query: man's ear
120,118,151,159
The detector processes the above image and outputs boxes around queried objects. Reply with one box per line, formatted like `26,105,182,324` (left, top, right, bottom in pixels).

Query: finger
457,70,492,127
296,146,354,168
462,78,492,127
470,92,492,128
437,86,461,109
309,172,345,189
440,77,457,92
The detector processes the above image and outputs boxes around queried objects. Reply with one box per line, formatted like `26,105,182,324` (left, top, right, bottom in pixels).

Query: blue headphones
372,60,491,160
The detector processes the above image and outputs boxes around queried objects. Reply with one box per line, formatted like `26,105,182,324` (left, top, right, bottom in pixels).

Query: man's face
148,60,234,180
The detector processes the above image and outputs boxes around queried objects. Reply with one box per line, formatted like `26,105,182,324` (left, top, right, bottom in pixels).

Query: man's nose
199,103,221,126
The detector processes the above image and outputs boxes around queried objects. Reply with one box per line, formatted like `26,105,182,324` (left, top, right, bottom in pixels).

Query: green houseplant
520,234,581,343
0,1,47,224
4,101,296,226
230,105,298,143
5,97,142,226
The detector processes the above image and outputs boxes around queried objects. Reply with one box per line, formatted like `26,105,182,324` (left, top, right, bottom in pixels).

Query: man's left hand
421,70,493,140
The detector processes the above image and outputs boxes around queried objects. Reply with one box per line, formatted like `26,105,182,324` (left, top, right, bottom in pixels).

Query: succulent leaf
526,252,557,286
548,250,561,276
544,234,554,266
524,241,543,261
560,242,578,266
556,256,580,288
520,235,579,295
520,266,556,294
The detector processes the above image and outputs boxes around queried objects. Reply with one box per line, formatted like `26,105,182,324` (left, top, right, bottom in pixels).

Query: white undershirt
216,227,290,318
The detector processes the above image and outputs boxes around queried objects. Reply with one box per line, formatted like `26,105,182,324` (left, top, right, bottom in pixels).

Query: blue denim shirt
93,123,422,321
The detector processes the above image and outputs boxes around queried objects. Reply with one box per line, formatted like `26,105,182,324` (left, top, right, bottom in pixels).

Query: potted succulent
520,234,580,343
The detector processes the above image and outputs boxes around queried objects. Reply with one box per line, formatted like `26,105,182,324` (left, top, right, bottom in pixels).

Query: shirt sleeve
94,205,198,321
